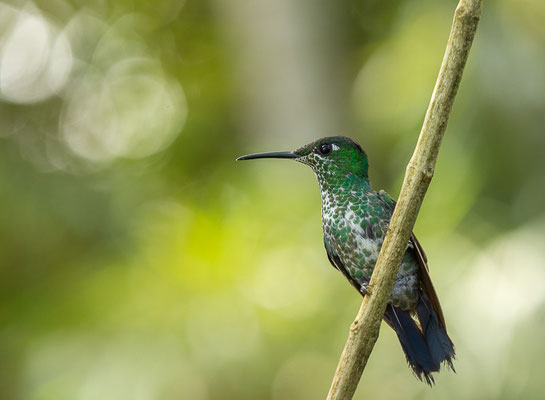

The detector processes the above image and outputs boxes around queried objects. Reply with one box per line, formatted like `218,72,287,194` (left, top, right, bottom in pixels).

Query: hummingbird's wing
410,232,447,330
377,190,447,330
324,236,366,295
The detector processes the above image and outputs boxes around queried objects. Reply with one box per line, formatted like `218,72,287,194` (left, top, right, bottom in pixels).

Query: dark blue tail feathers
385,294,455,385
416,292,456,373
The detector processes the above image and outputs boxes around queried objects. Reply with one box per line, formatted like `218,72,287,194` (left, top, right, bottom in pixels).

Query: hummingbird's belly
324,209,419,310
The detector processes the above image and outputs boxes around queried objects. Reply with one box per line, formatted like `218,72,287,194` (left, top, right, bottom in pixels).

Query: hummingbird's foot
360,283,372,296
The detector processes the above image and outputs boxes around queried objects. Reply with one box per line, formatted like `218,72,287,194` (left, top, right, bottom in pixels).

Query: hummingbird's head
237,136,369,180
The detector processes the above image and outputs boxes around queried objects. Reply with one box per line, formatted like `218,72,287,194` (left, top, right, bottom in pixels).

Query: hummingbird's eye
318,143,332,156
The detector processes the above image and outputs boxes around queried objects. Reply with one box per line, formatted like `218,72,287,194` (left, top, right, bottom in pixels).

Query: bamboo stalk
326,1,483,398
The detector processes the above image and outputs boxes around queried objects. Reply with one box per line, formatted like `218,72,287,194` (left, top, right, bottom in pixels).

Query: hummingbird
237,136,455,385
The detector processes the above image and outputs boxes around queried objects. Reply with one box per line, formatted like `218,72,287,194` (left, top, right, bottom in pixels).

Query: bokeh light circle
61,58,187,164
0,4,72,104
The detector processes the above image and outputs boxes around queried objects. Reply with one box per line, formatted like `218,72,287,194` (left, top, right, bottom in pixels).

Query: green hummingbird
237,136,455,385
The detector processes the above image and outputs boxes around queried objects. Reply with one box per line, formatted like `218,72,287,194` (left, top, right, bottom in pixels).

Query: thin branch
326,0,483,399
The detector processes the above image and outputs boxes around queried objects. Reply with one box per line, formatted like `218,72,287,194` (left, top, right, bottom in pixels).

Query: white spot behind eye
332,144,340,151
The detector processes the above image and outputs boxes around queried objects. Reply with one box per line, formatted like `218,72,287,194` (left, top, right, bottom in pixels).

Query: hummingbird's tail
384,293,455,385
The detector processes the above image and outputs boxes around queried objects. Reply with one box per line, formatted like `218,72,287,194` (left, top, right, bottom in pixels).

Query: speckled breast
322,190,420,310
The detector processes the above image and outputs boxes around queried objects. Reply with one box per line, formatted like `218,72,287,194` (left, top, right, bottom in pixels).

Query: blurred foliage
1,0,545,399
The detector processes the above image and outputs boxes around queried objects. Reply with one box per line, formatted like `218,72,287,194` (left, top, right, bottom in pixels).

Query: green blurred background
1,0,545,399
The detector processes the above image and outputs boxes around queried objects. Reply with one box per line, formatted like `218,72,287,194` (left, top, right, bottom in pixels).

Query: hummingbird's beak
236,151,300,161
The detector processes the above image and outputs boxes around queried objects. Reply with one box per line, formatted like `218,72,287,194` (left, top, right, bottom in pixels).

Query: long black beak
236,151,300,161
